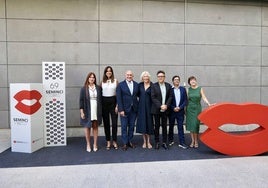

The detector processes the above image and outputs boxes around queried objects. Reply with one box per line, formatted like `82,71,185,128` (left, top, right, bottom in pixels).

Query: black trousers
102,96,118,142
153,113,168,144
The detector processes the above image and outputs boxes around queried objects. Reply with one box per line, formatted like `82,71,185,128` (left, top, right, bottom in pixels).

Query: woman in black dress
136,71,154,149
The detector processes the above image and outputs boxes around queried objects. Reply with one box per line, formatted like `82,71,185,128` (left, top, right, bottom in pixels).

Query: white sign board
42,62,66,146
10,83,44,153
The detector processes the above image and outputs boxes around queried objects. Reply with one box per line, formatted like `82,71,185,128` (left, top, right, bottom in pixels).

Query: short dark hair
156,70,165,76
188,76,196,85
172,75,180,82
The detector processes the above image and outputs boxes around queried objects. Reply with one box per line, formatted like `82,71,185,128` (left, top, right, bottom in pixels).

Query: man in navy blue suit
151,70,172,150
168,75,188,149
116,70,139,151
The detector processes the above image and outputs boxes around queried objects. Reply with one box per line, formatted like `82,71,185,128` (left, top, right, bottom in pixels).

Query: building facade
0,0,268,129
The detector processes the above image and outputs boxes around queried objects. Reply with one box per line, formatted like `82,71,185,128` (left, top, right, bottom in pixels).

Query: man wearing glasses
151,70,172,150
168,75,188,149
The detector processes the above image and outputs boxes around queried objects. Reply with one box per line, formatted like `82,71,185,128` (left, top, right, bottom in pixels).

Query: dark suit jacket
151,82,172,114
170,86,187,115
116,80,139,114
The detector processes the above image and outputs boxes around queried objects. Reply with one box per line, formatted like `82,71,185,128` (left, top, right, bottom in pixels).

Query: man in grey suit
151,70,172,150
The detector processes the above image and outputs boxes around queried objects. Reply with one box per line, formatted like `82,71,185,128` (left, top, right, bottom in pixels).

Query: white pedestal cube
10,83,44,153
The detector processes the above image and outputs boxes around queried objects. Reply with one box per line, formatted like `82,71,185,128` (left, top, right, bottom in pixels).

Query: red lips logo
14,90,42,115
198,103,268,156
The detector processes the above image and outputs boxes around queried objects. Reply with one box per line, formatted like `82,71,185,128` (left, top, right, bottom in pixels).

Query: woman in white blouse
101,66,119,150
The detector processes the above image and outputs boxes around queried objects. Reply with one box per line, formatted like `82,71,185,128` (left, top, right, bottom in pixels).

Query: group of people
79,66,212,152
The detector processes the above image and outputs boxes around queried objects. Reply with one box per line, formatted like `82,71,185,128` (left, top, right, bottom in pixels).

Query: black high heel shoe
106,141,111,150
106,145,111,150
113,142,118,150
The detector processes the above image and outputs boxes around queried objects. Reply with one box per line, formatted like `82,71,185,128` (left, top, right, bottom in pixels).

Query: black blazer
151,82,172,114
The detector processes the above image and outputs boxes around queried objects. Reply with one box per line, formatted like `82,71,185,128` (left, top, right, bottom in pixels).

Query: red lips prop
198,103,268,156
14,90,42,115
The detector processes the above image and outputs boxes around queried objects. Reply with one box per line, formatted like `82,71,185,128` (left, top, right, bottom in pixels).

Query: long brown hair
84,72,97,87
102,66,115,83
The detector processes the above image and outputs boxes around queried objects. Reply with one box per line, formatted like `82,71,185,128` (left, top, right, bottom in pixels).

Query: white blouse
102,79,117,97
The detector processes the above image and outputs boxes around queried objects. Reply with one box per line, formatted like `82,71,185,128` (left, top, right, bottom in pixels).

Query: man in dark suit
151,70,172,150
168,75,188,149
116,70,139,151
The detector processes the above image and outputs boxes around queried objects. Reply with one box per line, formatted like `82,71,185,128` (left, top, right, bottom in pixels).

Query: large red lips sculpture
198,103,268,156
14,90,42,115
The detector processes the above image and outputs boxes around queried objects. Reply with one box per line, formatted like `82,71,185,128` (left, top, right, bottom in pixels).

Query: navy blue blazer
116,80,139,113
170,86,187,115
151,82,172,114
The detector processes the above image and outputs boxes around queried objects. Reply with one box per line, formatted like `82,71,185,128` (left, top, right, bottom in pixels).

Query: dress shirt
159,83,166,105
173,87,181,107
127,80,133,95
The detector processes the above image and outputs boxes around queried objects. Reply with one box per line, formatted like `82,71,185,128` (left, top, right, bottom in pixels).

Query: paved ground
0,157,267,188
0,129,10,153
1,129,268,188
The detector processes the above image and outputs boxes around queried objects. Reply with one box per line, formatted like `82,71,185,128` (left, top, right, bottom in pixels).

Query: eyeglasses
157,75,165,78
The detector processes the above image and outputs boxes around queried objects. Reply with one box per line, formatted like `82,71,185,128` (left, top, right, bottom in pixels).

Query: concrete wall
0,0,267,128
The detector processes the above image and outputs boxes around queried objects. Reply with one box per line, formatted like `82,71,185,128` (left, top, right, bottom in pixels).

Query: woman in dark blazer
80,72,102,152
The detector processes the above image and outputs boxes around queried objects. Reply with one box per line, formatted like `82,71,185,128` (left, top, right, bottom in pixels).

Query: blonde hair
140,71,151,81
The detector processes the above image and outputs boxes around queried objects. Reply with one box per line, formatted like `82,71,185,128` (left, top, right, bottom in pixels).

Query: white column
42,62,67,146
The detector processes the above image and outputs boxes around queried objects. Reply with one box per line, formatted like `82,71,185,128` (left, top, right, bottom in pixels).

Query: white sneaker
169,141,174,146
178,144,188,149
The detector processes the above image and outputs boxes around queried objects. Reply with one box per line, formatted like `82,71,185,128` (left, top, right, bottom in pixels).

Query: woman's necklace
89,85,96,98
89,84,95,90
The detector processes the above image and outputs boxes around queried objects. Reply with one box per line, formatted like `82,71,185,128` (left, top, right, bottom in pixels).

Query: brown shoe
122,144,128,151
127,142,136,149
